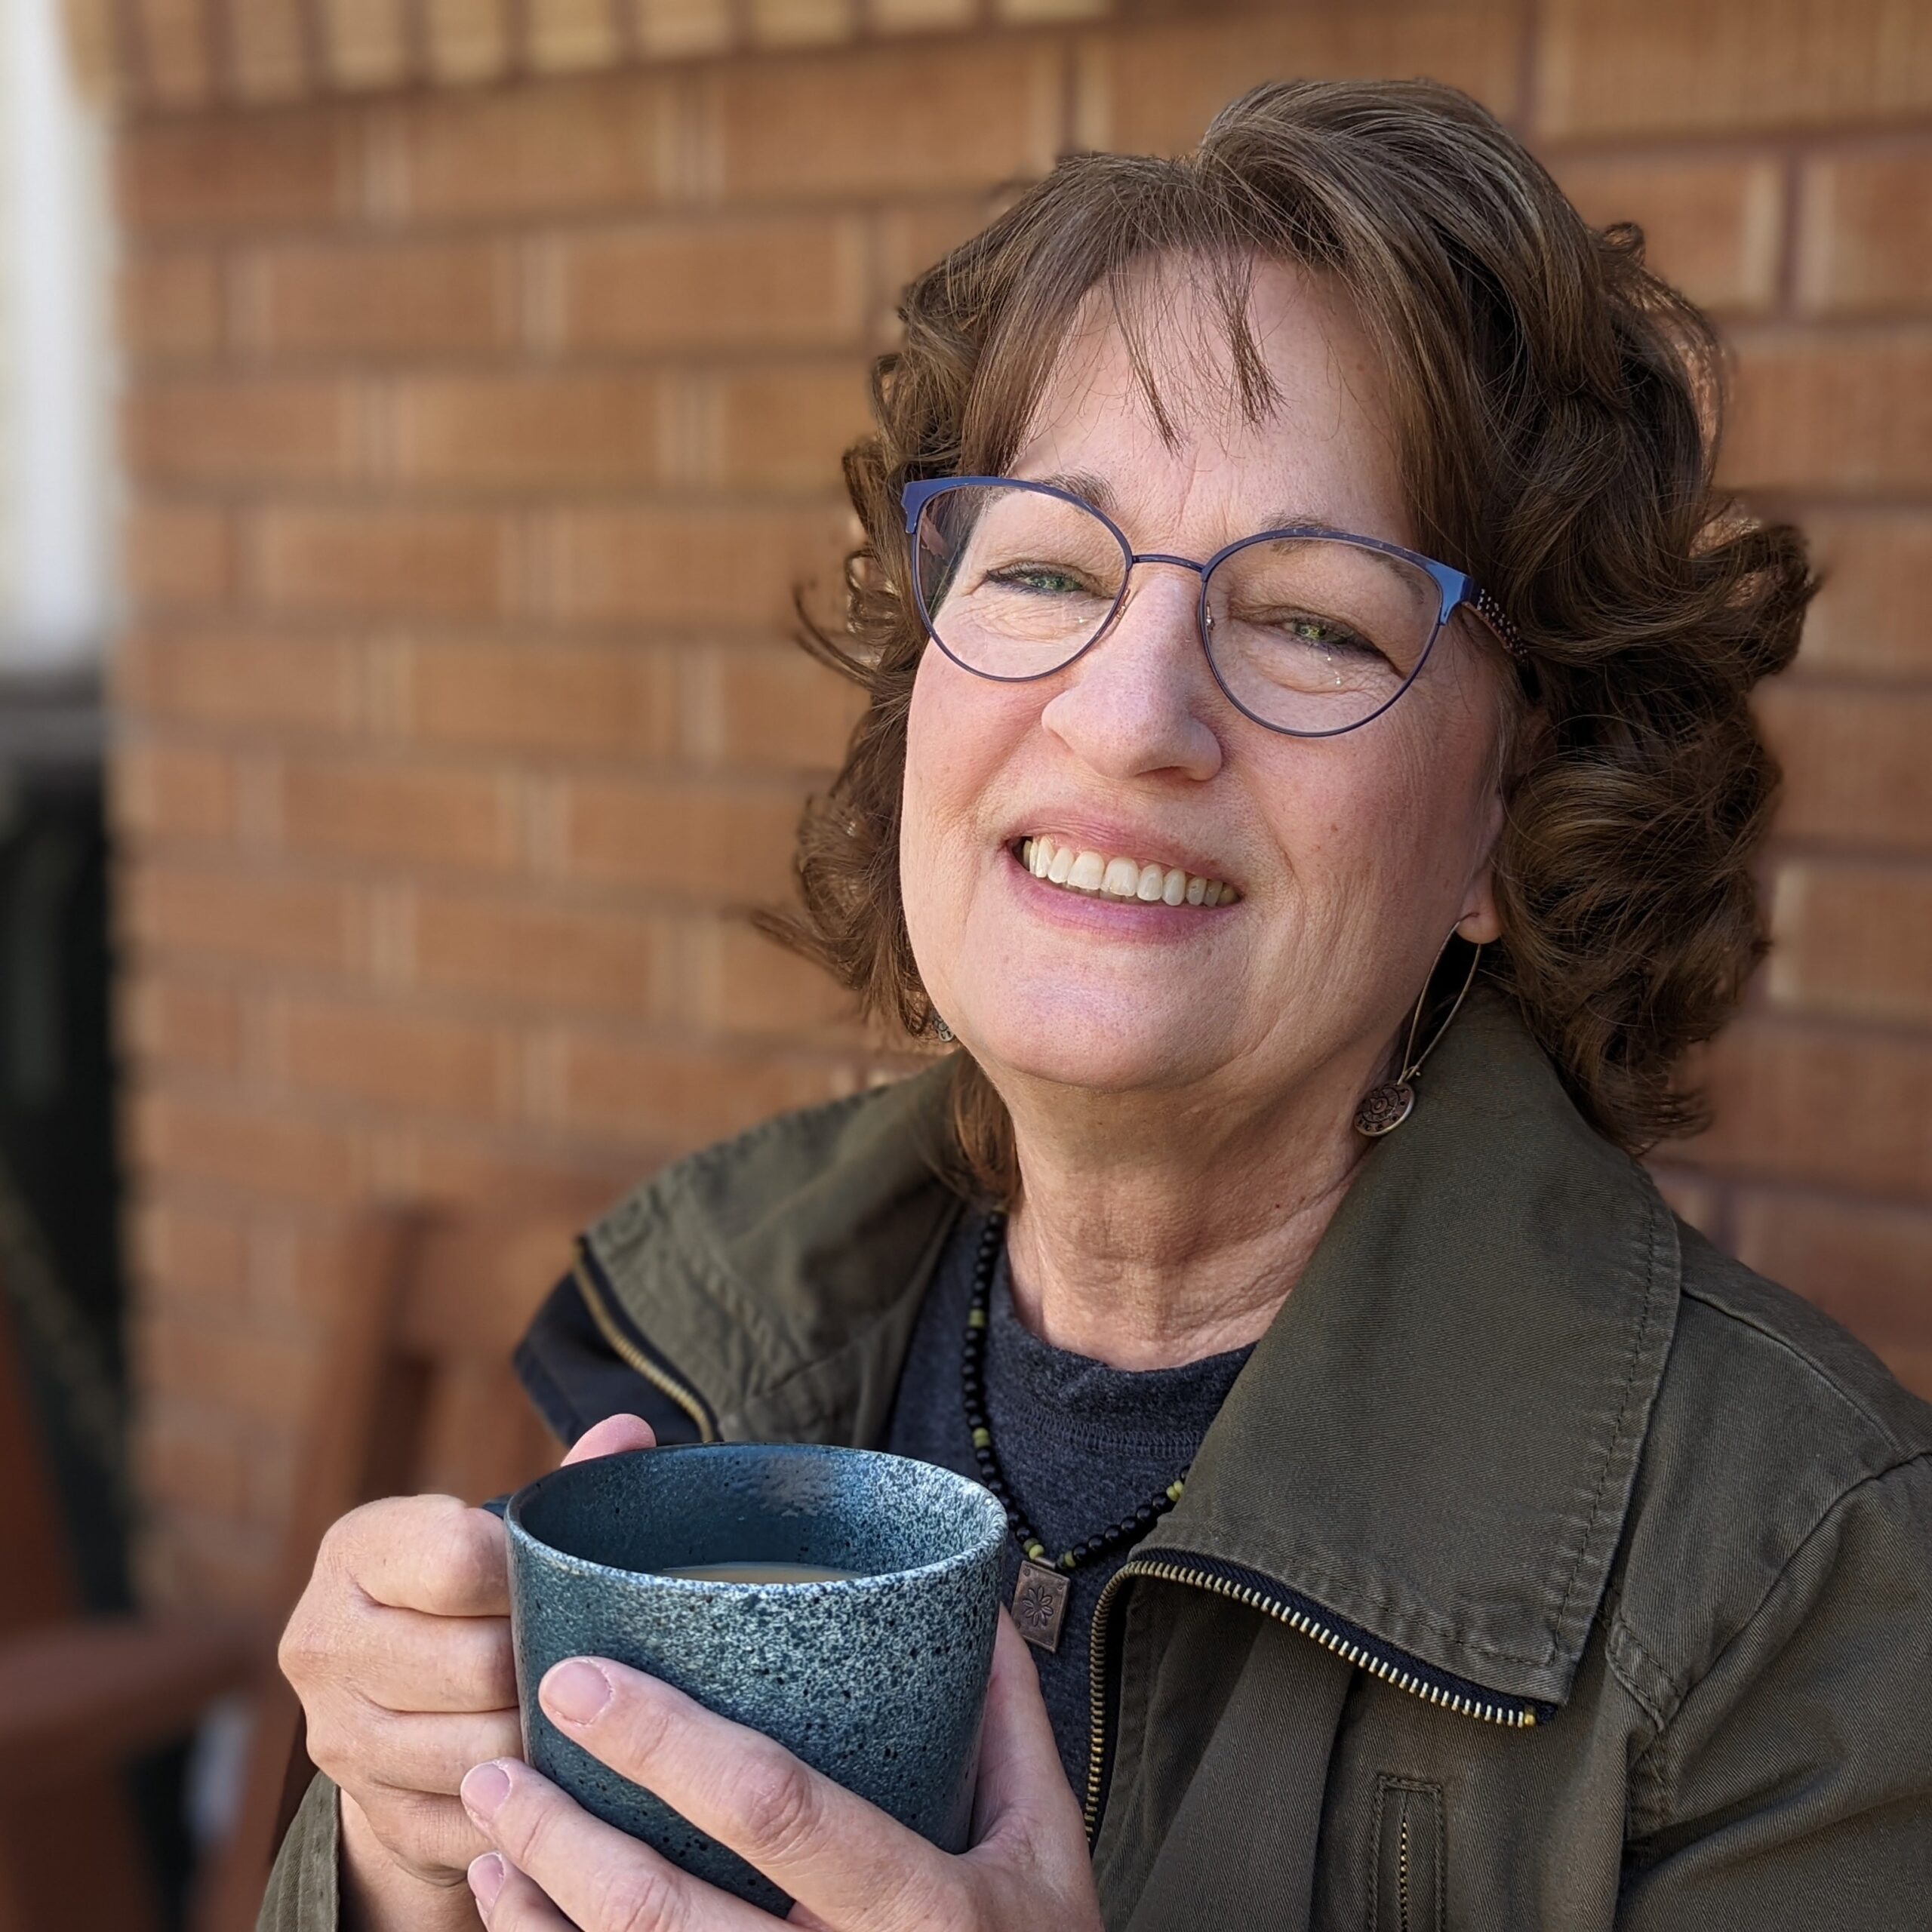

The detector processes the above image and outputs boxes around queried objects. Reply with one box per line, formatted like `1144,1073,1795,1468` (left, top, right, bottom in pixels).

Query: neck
999,1060,1370,1371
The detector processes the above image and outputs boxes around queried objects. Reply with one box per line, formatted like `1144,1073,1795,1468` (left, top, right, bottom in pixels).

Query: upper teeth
1020,836,1238,906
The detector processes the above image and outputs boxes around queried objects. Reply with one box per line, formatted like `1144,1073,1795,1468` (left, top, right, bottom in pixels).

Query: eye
987,563,1097,596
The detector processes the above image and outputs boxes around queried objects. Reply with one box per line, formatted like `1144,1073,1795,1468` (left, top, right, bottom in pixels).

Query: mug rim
502,1440,1008,1592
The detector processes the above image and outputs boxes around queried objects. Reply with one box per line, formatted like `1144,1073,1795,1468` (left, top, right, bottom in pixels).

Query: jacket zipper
571,1238,720,1443
1083,1550,1552,1838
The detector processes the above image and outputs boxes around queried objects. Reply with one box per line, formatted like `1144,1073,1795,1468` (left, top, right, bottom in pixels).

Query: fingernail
468,1852,506,1911
543,1657,614,1726
461,1761,512,1823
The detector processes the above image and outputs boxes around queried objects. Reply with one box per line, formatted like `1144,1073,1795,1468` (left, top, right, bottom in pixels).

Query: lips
1017,835,1238,906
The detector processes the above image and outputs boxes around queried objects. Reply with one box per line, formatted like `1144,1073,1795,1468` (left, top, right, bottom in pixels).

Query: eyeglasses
901,476,1526,739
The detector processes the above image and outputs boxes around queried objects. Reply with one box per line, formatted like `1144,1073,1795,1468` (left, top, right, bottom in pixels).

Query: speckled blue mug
499,1442,1007,1912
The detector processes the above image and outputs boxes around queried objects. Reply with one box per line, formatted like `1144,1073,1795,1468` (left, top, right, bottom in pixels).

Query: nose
1038,566,1223,784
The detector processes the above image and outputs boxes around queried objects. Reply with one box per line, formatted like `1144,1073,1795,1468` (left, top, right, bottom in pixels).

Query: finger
469,1854,572,1931
314,1706,523,1798
969,1615,1085,1851
462,1758,774,1932
354,1785,494,1884
348,1496,510,1617
561,1413,657,1466
326,1604,517,1712
537,1659,952,1931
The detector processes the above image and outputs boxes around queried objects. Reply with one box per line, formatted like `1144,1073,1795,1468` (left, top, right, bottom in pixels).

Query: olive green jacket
263,995,1932,1929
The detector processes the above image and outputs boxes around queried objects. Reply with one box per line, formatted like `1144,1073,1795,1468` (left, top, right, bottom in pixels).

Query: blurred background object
0,0,1924,1921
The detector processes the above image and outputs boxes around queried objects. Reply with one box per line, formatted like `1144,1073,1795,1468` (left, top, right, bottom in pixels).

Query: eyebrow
1026,471,1393,552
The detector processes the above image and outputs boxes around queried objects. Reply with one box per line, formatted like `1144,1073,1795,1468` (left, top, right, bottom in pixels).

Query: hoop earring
1353,936,1483,1137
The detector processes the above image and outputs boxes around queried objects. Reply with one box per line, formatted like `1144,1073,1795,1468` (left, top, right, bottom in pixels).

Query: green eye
992,565,1089,595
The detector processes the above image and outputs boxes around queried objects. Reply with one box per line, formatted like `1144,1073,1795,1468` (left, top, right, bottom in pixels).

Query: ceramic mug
495,1441,1007,1912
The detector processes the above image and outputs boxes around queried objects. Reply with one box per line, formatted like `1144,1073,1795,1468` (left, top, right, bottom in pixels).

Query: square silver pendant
1013,1558,1071,1651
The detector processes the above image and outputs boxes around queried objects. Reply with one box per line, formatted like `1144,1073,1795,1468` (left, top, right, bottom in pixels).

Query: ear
1456,761,1509,946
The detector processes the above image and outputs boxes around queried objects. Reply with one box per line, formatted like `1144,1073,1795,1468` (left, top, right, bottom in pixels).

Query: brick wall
104,0,1932,1609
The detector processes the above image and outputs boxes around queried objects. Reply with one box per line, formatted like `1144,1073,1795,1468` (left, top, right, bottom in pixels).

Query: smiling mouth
1016,835,1240,907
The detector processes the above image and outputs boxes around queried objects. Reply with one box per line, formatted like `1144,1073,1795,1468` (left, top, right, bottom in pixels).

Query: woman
269,78,1932,1931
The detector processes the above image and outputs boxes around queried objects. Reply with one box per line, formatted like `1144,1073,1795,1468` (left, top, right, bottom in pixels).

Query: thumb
971,1614,1084,1852
560,1412,657,1466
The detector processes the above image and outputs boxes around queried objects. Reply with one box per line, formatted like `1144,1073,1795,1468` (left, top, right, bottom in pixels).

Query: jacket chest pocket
1369,1777,1444,1932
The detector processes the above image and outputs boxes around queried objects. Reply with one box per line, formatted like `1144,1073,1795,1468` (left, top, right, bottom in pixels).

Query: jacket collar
586,992,1678,1712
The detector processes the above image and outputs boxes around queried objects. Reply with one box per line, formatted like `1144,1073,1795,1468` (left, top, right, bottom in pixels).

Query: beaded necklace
961,1210,1187,1652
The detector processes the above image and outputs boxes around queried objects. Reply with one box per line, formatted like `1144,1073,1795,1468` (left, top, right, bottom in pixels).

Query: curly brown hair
760,77,1814,1192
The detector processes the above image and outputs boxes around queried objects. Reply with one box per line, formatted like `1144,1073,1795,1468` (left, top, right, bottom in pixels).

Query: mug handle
479,1494,511,1520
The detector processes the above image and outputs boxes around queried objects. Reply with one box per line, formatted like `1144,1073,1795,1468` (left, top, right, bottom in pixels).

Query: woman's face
900,258,1508,1119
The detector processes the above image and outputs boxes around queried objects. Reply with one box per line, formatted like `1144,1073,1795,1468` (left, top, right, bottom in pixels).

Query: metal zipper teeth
571,1241,718,1444
1084,1554,1542,1835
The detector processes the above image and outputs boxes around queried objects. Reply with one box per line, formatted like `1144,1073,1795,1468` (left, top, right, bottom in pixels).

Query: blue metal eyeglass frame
902,475,1527,740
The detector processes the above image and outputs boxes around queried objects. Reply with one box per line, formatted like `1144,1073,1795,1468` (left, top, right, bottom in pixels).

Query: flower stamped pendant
1352,1080,1415,1137
1013,1559,1072,1651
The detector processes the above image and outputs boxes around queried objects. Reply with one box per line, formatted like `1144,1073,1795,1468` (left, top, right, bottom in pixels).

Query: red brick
712,365,871,493
113,740,238,845
129,1197,251,1306
679,916,857,1035
530,0,624,71
1767,861,1932,1024
1798,149,1932,315
136,1309,326,1429
321,0,411,89
139,1506,280,1611
870,0,974,26
423,0,514,82
748,0,857,49
410,890,666,1016
123,974,242,1075
1724,330,1932,494
242,238,517,356
999,0,1104,17
278,995,513,1116
1759,682,1932,854
632,0,734,59
1080,10,1521,157
550,503,850,630
122,861,367,974
118,626,364,736
276,758,523,872
133,0,216,108
137,1404,254,1520
125,503,232,612
1799,512,1932,677
546,1031,850,1148
121,251,223,361
552,214,869,353
686,641,866,771
1644,1163,1727,1240
714,41,1061,200
1684,1019,1932,1198
125,380,362,486
1552,154,1786,318
227,0,310,102
251,508,515,620
1734,1190,1932,1356
119,115,353,232
131,1089,367,1204
401,638,676,758
395,75,666,220
1538,0,1932,137
392,374,660,491
557,774,804,899
873,197,1007,333
397,1127,637,1211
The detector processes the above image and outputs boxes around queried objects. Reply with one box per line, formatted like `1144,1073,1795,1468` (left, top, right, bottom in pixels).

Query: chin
963,998,1214,1097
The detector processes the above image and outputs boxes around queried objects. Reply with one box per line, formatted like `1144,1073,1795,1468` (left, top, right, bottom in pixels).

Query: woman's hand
278,1413,658,1931
460,1614,1103,1932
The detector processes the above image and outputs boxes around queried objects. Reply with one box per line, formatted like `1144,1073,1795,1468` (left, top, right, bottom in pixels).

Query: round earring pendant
1353,1081,1415,1137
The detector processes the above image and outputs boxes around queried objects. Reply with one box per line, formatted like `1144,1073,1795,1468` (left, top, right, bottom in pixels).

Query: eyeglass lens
914,483,1443,734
